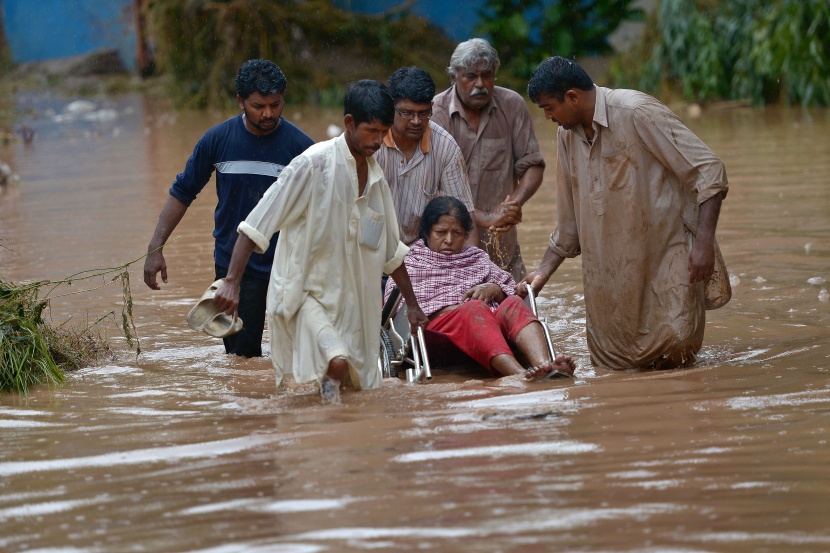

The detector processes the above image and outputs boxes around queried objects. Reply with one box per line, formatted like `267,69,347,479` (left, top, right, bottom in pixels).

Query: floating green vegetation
1,279,68,393
475,0,644,90
143,0,457,109
0,251,150,395
611,0,830,106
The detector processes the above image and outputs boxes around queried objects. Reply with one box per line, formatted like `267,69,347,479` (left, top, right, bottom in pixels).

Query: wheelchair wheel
379,327,396,378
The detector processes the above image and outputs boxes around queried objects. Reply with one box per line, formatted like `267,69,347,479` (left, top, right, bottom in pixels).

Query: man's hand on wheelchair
406,303,429,334
516,271,550,298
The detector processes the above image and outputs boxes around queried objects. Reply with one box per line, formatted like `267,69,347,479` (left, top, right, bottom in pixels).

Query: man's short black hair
418,196,474,244
236,59,287,99
344,80,395,127
387,66,436,105
527,56,594,103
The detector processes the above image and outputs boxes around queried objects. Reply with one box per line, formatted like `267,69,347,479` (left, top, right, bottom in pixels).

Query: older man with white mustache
432,38,546,281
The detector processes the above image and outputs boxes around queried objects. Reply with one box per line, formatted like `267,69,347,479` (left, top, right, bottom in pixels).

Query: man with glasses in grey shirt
375,66,478,248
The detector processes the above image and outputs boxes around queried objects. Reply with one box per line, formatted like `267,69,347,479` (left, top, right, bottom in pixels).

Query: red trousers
426,296,539,376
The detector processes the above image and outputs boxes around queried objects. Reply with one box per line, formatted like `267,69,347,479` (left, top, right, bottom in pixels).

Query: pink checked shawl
385,239,516,317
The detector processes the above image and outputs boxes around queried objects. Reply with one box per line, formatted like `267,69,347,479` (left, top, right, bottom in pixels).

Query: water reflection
1,91,829,551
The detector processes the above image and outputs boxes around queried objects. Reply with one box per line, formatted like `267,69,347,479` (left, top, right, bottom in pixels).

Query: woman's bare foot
524,355,576,380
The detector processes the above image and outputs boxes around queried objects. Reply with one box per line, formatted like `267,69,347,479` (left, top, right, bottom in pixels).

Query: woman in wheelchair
384,196,575,380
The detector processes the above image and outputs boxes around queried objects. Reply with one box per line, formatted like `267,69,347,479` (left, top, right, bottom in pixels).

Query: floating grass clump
0,250,149,394
0,277,123,395
1,279,65,393
2,280,63,393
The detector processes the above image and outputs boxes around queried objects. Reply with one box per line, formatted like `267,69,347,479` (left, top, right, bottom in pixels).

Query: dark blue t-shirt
169,115,314,280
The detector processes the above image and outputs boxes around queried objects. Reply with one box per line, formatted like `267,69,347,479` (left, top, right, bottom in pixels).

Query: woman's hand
463,283,506,304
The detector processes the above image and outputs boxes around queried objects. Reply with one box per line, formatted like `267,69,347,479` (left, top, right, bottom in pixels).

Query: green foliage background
611,0,830,106
3,0,828,108
475,0,644,90
144,0,455,109
1,280,66,394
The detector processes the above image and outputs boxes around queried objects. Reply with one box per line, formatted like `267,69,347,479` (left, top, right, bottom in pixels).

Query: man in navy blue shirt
144,59,314,357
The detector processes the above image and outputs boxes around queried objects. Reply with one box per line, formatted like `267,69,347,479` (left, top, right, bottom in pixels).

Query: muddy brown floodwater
1,90,829,553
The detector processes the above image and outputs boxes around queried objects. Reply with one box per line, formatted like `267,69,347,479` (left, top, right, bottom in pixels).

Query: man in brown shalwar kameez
432,38,545,281
521,56,728,369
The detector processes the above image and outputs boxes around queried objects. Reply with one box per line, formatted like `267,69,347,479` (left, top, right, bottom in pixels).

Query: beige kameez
432,86,545,280
550,87,728,368
239,135,408,389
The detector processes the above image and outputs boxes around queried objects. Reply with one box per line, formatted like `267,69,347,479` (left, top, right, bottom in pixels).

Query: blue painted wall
1,0,136,70
333,0,486,42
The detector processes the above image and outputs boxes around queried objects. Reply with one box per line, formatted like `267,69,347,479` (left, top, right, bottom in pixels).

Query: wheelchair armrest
381,286,402,326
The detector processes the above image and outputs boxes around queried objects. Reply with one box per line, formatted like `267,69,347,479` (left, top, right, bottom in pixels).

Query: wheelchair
378,286,569,383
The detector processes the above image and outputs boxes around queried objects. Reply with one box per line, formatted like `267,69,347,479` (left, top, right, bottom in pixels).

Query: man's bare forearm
511,164,544,206
696,192,723,247
144,195,189,288
472,207,494,230
518,245,566,297
389,263,418,308
212,233,258,314
537,246,566,279
388,262,428,331
688,192,724,283
223,234,257,286
148,195,189,251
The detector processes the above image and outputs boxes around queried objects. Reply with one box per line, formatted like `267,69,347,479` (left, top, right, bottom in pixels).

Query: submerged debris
0,160,16,186
0,247,154,394
0,278,110,394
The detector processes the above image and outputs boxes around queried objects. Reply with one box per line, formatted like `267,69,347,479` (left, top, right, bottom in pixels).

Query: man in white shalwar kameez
522,57,728,370
214,80,428,402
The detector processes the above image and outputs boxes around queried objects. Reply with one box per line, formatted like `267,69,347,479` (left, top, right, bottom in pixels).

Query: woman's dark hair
527,56,593,103
418,196,474,243
344,80,395,127
236,59,287,99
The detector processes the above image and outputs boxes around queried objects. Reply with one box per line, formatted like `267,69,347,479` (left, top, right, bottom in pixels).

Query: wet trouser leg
215,264,268,358
426,300,514,376
494,295,539,342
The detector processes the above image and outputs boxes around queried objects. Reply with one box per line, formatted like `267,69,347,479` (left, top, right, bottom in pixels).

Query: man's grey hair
447,38,500,81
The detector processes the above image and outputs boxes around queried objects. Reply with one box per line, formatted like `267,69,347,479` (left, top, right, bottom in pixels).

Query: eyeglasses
395,106,432,121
